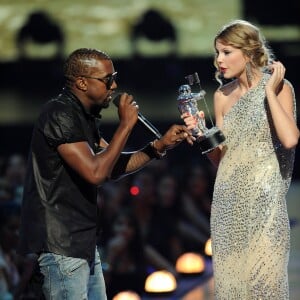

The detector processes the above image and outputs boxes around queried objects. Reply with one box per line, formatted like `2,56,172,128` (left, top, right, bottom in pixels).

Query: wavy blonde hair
213,20,274,85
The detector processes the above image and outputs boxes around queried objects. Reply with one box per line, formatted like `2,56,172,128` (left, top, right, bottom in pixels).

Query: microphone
113,94,162,139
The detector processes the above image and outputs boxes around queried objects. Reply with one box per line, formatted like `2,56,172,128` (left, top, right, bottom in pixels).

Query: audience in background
103,208,147,299
3,154,26,205
179,164,213,253
151,172,185,264
0,154,213,299
0,201,36,300
122,168,178,275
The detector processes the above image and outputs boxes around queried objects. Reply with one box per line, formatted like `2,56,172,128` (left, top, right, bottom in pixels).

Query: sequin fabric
211,73,296,299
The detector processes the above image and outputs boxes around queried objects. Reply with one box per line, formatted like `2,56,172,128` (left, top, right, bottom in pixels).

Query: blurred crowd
0,153,215,299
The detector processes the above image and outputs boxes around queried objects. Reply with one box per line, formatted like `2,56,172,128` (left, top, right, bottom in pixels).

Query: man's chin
102,94,114,109
96,100,110,109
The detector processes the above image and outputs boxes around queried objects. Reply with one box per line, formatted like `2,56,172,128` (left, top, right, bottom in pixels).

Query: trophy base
196,127,225,154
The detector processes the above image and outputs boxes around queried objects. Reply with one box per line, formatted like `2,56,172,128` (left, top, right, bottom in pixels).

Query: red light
130,186,140,196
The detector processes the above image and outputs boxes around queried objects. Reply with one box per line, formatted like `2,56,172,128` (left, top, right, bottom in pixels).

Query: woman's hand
181,111,205,135
265,61,285,96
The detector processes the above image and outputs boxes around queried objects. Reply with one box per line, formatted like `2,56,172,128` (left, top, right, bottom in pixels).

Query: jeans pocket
38,252,57,266
59,256,88,277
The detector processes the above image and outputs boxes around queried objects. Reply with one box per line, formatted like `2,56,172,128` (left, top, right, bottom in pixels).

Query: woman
182,19,299,299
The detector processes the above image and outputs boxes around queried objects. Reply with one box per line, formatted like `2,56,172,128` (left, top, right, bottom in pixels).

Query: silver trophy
177,72,225,154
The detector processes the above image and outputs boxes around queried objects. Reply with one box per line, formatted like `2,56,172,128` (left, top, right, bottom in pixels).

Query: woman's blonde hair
213,20,274,84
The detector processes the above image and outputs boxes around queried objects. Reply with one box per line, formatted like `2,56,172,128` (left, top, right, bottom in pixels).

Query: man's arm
57,93,138,186
110,124,194,180
58,86,192,186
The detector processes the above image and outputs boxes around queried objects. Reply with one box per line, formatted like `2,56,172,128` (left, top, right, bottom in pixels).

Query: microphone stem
138,113,162,139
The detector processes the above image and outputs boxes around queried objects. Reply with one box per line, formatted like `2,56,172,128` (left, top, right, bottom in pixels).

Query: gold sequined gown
211,73,296,299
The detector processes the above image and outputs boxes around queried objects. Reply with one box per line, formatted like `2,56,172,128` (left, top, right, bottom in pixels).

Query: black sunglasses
80,72,117,89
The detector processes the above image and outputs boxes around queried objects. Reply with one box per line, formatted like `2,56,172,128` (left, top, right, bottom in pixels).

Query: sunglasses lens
107,73,117,89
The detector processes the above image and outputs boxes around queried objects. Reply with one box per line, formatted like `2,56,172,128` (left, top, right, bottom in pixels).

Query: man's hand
154,124,195,152
117,92,139,130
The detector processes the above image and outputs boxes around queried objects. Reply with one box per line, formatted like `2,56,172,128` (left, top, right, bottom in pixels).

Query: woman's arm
204,89,224,167
265,62,299,148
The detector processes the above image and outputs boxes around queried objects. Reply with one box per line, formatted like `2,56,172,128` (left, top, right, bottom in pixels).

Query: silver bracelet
150,139,167,159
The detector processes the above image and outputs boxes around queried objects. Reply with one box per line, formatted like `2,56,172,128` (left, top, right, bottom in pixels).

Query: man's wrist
141,140,167,160
150,139,167,159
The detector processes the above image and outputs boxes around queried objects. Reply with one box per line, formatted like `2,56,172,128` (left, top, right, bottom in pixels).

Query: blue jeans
38,248,107,300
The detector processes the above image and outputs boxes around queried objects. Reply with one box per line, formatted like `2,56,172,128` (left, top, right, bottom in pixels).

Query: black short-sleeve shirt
18,89,102,263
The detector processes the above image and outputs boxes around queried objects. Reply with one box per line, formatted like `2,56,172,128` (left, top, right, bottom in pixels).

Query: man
18,48,193,299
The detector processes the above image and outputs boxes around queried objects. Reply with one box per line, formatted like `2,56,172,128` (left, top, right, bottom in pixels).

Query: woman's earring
246,62,253,86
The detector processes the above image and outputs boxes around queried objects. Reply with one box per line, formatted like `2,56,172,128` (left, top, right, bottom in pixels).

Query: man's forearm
110,151,152,180
110,141,164,180
125,151,153,173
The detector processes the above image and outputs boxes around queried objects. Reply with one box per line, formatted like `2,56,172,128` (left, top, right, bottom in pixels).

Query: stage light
175,252,205,274
112,290,141,300
204,238,212,256
130,185,140,196
144,270,177,293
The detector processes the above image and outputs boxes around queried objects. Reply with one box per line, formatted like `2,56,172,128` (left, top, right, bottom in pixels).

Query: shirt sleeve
41,105,87,148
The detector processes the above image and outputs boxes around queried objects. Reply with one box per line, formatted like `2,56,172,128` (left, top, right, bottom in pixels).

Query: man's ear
75,77,87,91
